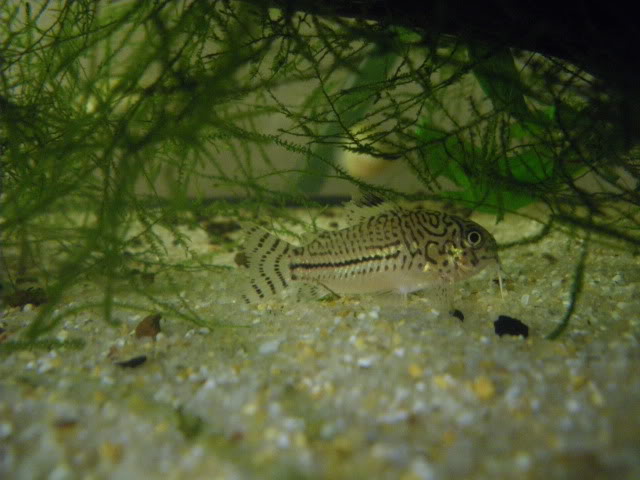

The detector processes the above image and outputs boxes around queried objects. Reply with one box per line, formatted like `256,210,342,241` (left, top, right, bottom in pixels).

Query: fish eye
466,230,483,246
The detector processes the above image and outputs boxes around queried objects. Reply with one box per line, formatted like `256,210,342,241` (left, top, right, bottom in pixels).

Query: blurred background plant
1,0,638,340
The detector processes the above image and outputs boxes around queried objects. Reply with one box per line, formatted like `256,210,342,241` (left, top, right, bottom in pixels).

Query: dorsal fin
344,191,403,225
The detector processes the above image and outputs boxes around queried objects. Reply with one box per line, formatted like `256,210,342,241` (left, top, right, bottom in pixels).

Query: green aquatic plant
0,1,638,340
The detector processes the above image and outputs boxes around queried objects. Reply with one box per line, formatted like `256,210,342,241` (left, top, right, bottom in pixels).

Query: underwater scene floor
1,206,639,479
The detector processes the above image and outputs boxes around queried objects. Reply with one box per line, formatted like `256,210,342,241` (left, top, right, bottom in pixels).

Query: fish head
460,218,500,269
427,216,501,284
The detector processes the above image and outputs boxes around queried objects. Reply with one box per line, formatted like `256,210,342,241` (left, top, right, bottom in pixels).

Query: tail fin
236,225,293,303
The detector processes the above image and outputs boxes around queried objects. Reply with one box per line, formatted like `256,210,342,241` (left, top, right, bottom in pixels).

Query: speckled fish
237,200,501,303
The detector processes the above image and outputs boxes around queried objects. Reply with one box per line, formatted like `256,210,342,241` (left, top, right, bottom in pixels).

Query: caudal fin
236,225,293,303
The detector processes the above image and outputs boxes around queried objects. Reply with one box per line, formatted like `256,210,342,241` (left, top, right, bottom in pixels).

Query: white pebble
409,458,436,480
282,417,304,431
521,294,530,306
320,422,340,439
202,378,217,391
357,356,375,368
566,398,581,413
0,422,13,439
276,432,290,448
457,411,475,426
48,464,74,480
56,330,69,341
259,339,281,355
378,410,409,424
37,356,56,374
514,452,532,471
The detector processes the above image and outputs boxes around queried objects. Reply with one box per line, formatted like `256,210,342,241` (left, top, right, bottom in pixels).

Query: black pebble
115,355,147,368
494,315,529,338
450,309,464,322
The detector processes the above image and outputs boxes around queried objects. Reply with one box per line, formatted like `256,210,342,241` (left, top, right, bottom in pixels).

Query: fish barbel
237,201,501,303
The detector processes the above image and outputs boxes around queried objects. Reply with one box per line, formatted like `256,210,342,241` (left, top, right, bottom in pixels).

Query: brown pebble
0,328,9,343
135,314,162,339
106,345,120,360
54,418,79,430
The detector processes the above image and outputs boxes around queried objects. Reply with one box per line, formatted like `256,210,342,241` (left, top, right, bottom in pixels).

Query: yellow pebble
400,472,423,480
323,381,335,396
433,374,453,390
407,363,423,379
99,442,123,464
442,430,456,447
242,403,258,415
353,336,366,351
297,343,316,359
472,375,496,400
178,367,194,380
93,391,107,405
293,431,307,448
155,422,169,434
570,375,588,390
589,381,605,407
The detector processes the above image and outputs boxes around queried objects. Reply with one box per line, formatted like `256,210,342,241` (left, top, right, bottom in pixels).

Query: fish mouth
451,252,502,282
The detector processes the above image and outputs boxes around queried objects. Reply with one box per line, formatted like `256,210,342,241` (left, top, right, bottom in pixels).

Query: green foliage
295,46,400,192
1,1,280,337
415,45,591,219
0,1,638,340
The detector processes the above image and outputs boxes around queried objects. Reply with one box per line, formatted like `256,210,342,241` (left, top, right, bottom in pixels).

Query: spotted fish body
238,203,500,303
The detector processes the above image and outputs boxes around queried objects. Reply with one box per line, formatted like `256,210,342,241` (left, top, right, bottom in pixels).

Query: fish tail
236,225,293,303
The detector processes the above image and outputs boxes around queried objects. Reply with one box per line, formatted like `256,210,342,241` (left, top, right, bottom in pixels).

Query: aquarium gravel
1,208,639,479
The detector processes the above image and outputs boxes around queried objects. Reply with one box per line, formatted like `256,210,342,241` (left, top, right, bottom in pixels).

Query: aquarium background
1,1,639,479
